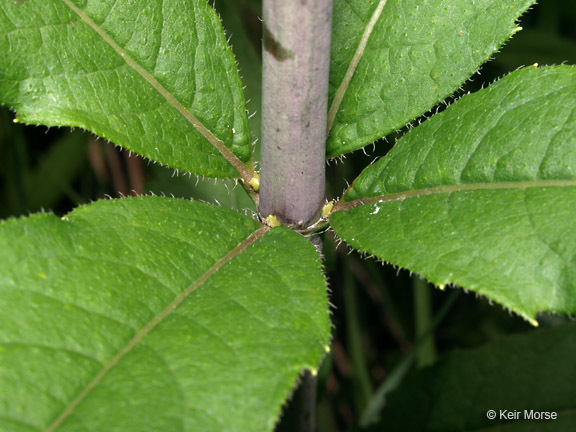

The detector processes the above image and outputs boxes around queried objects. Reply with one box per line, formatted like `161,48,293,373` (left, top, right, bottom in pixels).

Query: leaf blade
327,0,535,157
0,0,252,179
370,323,576,431
330,65,576,322
0,197,331,431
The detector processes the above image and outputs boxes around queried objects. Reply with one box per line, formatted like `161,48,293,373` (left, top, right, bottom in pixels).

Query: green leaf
0,0,252,179
145,165,257,212
330,65,576,323
327,0,534,158
214,0,262,144
368,323,576,431
0,197,330,431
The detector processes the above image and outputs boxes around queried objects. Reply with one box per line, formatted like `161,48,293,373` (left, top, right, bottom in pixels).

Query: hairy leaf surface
327,0,534,157
0,197,330,432
215,0,262,143
369,323,576,431
331,66,576,322
0,0,252,178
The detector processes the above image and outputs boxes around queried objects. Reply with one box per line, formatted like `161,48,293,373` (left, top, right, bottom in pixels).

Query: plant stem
259,0,333,227
360,291,459,427
343,264,373,411
260,1,332,429
275,371,318,432
413,277,436,367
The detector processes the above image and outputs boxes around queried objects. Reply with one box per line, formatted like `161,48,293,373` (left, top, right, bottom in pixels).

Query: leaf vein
58,0,253,183
521,191,564,306
334,180,576,212
327,0,388,135
44,225,269,432
6,283,138,334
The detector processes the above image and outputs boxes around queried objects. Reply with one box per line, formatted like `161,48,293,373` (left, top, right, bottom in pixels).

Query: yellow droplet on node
249,173,260,192
265,215,281,228
437,284,446,291
321,201,334,217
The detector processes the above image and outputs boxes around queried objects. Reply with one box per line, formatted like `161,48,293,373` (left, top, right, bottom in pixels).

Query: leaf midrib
334,179,576,212
44,225,269,432
326,0,388,135
60,0,254,183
